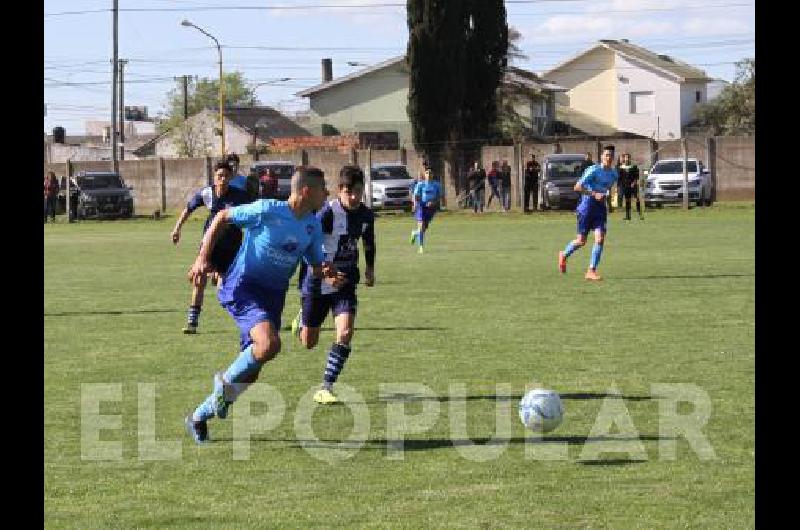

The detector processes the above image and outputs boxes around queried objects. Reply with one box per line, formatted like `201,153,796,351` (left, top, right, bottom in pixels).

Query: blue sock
192,395,216,422
590,243,604,270
222,345,262,385
323,343,352,389
418,230,424,247
563,241,580,258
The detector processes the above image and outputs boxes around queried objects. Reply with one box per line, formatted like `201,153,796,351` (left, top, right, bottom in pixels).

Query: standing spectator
617,152,643,220
500,160,512,212
467,161,486,214
44,172,60,223
258,167,279,199
486,161,502,208
523,153,541,212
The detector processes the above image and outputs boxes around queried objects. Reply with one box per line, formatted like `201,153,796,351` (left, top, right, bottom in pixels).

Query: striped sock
323,343,352,388
187,305,201,326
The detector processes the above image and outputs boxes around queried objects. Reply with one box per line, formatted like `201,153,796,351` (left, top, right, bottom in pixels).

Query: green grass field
44,204,755,529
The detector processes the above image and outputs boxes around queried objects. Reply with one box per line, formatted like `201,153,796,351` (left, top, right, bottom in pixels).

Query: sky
44,0,755,135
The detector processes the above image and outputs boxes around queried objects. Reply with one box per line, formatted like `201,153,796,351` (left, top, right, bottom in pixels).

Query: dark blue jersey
301,199,375,296
186,185,252,274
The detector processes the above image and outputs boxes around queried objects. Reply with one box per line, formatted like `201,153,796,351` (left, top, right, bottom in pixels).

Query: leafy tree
691,58,754,136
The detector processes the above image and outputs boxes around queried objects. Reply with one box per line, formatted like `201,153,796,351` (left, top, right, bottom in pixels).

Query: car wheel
656,203,663,209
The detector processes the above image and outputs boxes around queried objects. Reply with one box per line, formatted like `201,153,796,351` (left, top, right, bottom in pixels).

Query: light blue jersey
576,164,618,214
218,199,324,301
413,180,442,204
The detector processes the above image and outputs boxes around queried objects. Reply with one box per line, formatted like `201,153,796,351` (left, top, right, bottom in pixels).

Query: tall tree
157,71,257,134
691,58,754,136
406,0,508,175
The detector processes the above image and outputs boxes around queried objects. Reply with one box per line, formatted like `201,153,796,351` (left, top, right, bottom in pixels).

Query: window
533,99,547,118
651,161,698,174
630,91,654,114
695,90,702,103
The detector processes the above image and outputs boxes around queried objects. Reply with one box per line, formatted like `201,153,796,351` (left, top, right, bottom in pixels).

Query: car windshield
76,174,124,189
652,161,698,174
253,164,294,179
372,167,410,180
546,160,585,180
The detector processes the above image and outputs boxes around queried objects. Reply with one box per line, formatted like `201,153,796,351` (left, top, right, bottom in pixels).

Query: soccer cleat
182,323,198,334
184,415,209,444
291,308,303,341
313,388,339,405
558,251,567,274
584,269,603,281
409,230,417,244
212,372,232,419
417,246,424,255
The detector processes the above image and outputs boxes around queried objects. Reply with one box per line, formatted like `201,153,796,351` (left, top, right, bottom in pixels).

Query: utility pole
111,0,119,172
118,59,128,161
682,136,689,210
174,75,191,119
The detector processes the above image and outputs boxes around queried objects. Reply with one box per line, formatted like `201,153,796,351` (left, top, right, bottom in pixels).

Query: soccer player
558,145,619,281
409,167,442,254
291,165,376,405
184,167,345,444
617,152,644,221
171,161,251,334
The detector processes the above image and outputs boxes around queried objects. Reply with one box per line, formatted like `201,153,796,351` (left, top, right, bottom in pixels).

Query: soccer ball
518,389,564,433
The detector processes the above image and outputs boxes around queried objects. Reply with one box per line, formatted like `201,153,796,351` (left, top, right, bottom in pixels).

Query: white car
370,163,414,210
644,158,713,207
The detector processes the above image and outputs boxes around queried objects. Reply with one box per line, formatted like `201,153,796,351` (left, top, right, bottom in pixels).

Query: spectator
467,161,486,214
486,161,502,208
258,167,279,199
523,153,541,213
44,172,60,223
500,160,512,212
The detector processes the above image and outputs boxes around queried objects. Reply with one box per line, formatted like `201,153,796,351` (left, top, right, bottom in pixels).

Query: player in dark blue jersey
184,167,346,444
558,145,619,281
410,167,442,254
171,161,252,334
291,165,376,405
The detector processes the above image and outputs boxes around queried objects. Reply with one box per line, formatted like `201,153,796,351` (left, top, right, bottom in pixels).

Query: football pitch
44,204,755,528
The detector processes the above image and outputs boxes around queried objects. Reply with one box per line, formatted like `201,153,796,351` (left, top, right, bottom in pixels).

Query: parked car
644,158,712,207
540,153,588,210
370,163,414,210
249,161,295,200
70,171,135,219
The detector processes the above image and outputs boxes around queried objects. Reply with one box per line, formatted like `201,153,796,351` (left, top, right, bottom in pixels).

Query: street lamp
182,19,225,157
252,78,291,92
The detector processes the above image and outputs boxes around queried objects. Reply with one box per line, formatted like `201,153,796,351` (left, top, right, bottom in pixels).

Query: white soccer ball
518,389,564,433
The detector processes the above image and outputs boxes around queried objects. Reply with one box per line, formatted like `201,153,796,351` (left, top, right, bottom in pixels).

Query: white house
542,39,712,139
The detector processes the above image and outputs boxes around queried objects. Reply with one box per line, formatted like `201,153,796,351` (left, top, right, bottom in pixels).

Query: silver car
644,158,713,207
370,163,414,210
540,154,588,210
249,161,295,200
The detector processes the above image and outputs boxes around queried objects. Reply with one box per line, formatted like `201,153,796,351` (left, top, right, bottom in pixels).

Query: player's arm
172,192,203,244
303,217,346,288
574,168,605,202
362,212,376,286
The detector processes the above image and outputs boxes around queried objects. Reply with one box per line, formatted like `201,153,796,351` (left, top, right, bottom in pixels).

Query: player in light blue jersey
184,167,346,444
558,145,619,281
409,168,442,254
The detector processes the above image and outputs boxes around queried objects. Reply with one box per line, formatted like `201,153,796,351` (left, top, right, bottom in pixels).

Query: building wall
614,54,681,140
547,47,617,129
308,63,410,141
680,82,707,129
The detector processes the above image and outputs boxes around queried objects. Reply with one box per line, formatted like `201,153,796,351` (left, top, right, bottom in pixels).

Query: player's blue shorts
301,291,358,328
220,282,287,350
416,204,437,223
576,206,607,235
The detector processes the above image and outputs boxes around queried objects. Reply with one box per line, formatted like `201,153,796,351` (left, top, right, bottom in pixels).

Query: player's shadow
617,273,753,281
559,392,653,401
373,392,653,403
44,308,184,317
577,459,647,466
279,434,672,452
281,326,448,332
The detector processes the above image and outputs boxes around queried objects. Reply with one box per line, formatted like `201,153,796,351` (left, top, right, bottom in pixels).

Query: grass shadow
45,308,184,317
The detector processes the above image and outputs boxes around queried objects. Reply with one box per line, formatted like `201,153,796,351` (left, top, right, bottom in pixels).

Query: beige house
296,56,566,146
543,39,712,139
139,106,310,158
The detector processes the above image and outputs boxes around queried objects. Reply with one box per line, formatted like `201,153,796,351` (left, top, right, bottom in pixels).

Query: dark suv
541,154,589,210
72,171,135,219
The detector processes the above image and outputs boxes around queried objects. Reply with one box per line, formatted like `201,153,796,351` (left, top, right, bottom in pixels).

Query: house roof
45,133,158,150
296,56,566,97
543,39,712,83
220,106,311,140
